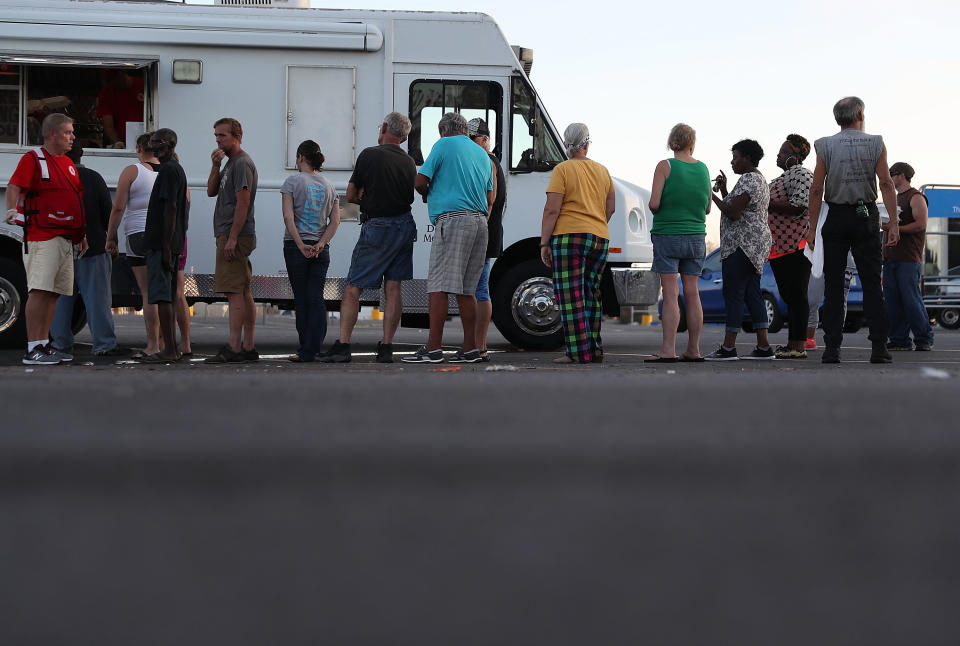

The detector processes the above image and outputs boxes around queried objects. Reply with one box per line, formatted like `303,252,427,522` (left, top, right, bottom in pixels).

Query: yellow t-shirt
546,159,614,240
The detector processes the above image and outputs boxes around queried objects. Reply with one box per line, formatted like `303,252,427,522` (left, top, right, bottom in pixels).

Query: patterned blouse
768,165,813,256
720,171,772,274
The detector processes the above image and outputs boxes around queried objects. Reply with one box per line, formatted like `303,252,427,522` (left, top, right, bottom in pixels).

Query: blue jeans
284,242,330,360
51,253,117,353
722,248,768,333
883,261,933,346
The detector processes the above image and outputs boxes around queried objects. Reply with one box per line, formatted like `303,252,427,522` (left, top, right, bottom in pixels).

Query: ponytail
296,140,325,170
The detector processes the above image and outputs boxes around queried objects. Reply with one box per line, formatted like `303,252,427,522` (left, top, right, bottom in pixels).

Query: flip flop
134,353,174,364
679,355,705,363
130,350,149,360
644,355,678,363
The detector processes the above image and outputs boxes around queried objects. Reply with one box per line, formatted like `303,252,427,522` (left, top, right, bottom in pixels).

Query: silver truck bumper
611,267,659,306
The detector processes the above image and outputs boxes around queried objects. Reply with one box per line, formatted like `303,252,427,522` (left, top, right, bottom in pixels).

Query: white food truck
0,0,658,350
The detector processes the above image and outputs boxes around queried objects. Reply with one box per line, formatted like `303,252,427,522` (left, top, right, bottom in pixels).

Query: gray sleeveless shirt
814,129,884,204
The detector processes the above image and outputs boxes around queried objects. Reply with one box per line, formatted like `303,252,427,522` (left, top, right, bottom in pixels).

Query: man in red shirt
97,70,145,149
4,113,88,365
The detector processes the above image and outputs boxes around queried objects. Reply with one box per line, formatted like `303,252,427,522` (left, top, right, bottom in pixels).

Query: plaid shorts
426,211,488,295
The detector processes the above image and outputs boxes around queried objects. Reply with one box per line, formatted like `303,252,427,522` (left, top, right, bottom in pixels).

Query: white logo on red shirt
68,166,76,176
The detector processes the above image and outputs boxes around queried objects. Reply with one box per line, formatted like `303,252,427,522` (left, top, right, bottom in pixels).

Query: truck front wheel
491,258,563,351
937,308,960,330
0,256,27,348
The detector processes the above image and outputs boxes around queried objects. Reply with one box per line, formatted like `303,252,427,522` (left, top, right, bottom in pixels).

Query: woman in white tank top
105,133,161,357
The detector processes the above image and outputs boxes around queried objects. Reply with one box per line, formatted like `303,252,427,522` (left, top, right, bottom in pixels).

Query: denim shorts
651,234,706,275
346,213,416,289
146,249,177,304
474,257,495,302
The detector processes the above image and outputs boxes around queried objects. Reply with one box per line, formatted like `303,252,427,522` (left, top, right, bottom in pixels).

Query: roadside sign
922,185,960,218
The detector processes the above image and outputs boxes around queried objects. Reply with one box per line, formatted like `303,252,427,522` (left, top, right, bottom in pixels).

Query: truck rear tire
0,256,27,348
937,308,960,330
491,258,562,351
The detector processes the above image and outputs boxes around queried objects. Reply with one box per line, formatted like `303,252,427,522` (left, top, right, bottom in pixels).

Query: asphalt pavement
2,314,959,645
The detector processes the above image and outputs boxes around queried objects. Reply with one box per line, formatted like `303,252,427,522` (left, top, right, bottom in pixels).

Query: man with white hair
806,96,899,364
5,113,87,365
405,112,493,363
319,111,418,364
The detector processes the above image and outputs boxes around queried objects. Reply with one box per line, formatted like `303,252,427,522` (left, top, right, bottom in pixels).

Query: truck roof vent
215,0,311,7
511,46,534,76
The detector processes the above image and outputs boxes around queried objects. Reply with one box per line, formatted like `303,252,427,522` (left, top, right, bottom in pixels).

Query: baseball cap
467,118,490,137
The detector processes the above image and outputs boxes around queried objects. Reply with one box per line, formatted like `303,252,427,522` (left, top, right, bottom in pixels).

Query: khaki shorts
215,234,256,294
23,236,74,295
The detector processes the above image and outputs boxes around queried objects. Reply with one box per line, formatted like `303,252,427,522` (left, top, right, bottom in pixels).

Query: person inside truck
96,69,144,149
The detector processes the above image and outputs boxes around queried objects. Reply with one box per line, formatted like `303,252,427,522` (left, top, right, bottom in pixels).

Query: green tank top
650,159,710,235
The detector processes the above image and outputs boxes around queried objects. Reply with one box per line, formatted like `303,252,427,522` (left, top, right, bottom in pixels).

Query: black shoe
94,346,133,357
704,346,738,361
375,342,393,363
871,342,893,364
205,345,245,363
914,342,933,351
821,346,841,364
318,340,351,363
886,342,913,351
242,347,260,362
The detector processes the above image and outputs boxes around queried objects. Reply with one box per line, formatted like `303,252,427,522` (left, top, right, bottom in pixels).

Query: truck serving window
408,80,503,165
0,56,155,150
510,76,564,172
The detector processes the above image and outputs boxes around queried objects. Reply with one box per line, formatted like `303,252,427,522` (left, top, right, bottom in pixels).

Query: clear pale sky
193,0,959,242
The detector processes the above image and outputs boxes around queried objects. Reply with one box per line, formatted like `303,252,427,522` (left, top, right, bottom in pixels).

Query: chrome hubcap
0,276,21,333
511,276,560,336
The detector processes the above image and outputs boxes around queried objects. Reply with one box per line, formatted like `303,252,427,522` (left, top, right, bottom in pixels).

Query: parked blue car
659,248,865,333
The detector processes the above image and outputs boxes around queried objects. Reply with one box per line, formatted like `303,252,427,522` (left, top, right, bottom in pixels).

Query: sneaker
47,346,73,363
704,346,738,361
401,345,444,363
886,342,913,351
375,342,393,363
742,346,775,360
914,342,933,352
22,345,61,365
205,345,245,363
871,342,893,364
821,346,841,364
318,340,351,363
804,338,817,350
94,346,133,357
242,347,260,362
775,346,807,359
449,348,483,363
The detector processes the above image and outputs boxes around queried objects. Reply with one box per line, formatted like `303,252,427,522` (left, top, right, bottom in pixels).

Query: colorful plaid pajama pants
551,233,609,362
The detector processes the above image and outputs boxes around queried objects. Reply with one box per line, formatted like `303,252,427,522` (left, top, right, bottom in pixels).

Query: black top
349,144,416,218
76,166,112,257
487,153,505,259
144,159,189,255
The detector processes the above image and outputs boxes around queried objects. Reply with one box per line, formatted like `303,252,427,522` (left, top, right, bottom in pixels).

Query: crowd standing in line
3,96,941,367
539,123,614,364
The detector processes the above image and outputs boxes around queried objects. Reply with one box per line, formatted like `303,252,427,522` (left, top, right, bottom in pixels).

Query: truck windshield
510,76,564,172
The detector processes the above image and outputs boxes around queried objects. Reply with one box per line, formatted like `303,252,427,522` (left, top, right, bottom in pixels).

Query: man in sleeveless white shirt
806,96,899,364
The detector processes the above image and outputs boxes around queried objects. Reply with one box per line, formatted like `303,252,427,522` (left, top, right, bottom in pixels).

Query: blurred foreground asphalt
1,314,959,645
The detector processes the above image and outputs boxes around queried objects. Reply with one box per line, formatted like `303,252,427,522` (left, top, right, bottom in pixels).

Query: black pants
770,251,811,342
821,203,888,347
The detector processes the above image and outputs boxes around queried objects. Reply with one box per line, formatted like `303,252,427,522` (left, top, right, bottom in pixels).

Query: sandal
644,355,678,363
130,350,150,360
134,353,175,364
679,354,705,363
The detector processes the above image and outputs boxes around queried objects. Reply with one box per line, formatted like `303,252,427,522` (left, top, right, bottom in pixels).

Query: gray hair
833,96,865,127
42,113,74,139
563,123,590,158
438,112,468,136
383,111,412,141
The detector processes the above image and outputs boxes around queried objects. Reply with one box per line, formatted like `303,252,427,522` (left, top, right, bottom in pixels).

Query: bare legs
227,290,256,352
25,289,59,343
338,285,360,343
475,299,492,352
656,273,703,359
427,292,476,352
132,265,160,354
175,269,191,354
156,301,178,360
382,280,402,344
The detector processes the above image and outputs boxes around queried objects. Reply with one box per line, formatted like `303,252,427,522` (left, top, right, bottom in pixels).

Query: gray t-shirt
814,129,883,205
213,151,258,237
280,172,338,243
